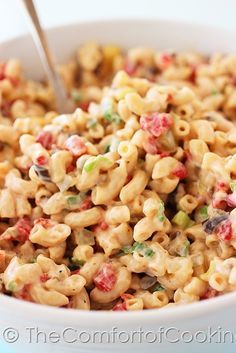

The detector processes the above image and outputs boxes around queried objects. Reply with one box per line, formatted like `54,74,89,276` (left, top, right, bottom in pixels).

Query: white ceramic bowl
1,19,236,353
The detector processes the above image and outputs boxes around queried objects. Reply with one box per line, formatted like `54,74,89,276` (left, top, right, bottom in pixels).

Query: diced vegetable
122,242,155,258
199,206,208,217
66,192,86,206
230,181,236,193
203,215,228,234
152,283,165,292
157,201,165,222
7,281,17,292
15,217,32,243
145,248,155,257
71,258,85,268
87,118,98,129
40,273,50,283
104,111,121,124
94,263,117,292
140,112,173,137
102,98,121,124
35,155,48,166
172,211,192,229
172,163,188,179
83,155,113,173
67,196,78,205
36,131,53,150
83,157,97,173
216,220,233,241
64,135,87,157
113,301,127,311
33,164,51,182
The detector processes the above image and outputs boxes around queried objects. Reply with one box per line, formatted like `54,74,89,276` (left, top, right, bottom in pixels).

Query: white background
0,0,236,42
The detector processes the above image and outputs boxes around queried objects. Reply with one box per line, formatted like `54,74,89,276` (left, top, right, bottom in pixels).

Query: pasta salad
1,43,236,310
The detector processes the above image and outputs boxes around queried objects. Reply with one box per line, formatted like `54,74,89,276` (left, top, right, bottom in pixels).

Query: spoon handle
19,0,72,113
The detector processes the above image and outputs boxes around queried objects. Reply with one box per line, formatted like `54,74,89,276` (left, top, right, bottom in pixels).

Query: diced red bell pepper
35,155,48,166
113,301,127,311
40,273,50,283
140,112,173,137
15,217,32,243
94,263,117,292
79,196,93,211
172,163,188,179
36,131,53,150
64,135,87,157
216,220,233,241
201,287,217,300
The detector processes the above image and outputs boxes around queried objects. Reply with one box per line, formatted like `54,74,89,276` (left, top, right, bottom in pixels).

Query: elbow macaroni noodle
1,43,236,311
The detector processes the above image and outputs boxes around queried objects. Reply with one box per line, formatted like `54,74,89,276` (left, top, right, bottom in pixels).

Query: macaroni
1,43,236,311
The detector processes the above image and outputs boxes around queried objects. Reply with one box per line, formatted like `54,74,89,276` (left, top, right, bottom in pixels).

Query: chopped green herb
211,89,218,96
67,196,78,205
122,245,133,254
230,181,236,193
87,118,98,129
66,192,87,207
68,258,85,271
157,201,165,222
71,89,82,102
188,220,196,227
177,240,190,257
83,156,112,173
132,242,145,252
30,256,37,263
77,155,90,171
152,284,165,292
198,206,209,221
104,111,121,124
122,242,155,258
104,145,110,153
144,248,155,257
7,281,17,292
83,158,97,173
172,210,192,229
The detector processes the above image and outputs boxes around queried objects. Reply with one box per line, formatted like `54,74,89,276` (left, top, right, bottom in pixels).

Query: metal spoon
19,0,74,113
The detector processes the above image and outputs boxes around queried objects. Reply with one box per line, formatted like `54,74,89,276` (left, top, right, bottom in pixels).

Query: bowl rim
1,290,236,325
1,18,236,323
1,17,235,49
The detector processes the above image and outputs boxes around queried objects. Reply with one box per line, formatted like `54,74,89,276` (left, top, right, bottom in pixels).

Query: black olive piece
33,165,51,182
203,214,228,234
